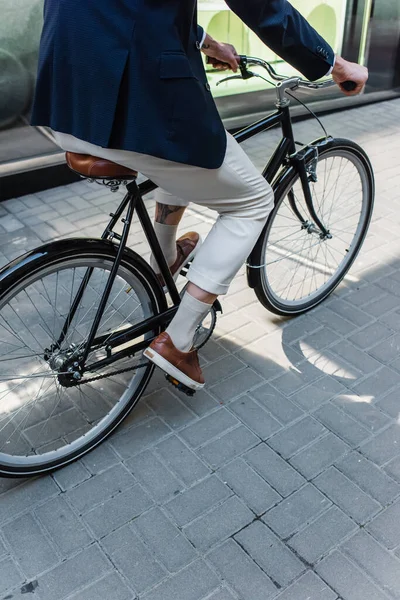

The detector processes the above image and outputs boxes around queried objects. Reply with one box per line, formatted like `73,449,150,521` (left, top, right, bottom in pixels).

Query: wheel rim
0,256,155,470
261,148,370,309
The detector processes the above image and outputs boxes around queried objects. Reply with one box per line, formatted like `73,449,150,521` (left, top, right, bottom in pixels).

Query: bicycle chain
74,361,149,385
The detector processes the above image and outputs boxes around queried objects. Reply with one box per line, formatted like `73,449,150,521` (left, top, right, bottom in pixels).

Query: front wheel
0,240,166,477
250,138,374,315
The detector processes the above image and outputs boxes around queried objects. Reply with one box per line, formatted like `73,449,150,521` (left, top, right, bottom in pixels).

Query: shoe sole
144,348,204,391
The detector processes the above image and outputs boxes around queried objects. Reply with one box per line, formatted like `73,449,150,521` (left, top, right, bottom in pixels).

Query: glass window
198,0,349,96
0,0,60,172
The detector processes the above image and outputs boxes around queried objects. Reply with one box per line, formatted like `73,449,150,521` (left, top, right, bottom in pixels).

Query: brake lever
216,74,245,86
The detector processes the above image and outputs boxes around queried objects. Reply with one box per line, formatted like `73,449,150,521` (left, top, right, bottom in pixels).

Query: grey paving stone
380,309,400,332
316,551,390,600
376,389,400,419
66,572,133,600
327,299,372,328
102,523,165,593
165,475,231,527
237,339,302,382
0,557,23,596
202,355,246,386
376,274,400,297
263,483,331,538
281,316,322,345
368,331,400,362
293,506,357,565
235,521,305,586
336,451,400,504
314,403,371,446
289,377,346,411
268,360,322,396
2,513,58,578
134,507,196,572
81,443,119,475
179,409,238,448
184,496,253,551
296,325,341,353
229,395,281,439
363,293,400,317
348,322,394,350
35,496,92,557
268,417,327,459
0,477,59,525
110,417,172,458
179,388,220,418
274,570,337,600
126,450,183,502
289,433,350,479
329,340,382,375
210,369,264,401
208,539,277,600
311,307,360,336
383,455,400,481
53,460,91,491
245,443,305,497
332,395,389,432
366,498,400,549
342,530,400,598
344,284,385,308
67,464,136,514
0,537,6,561
351,366,400,397
199,425,260,469
360,424,400,465
314,467,381,525
219,458,281,516
155,435,210,486
83,483,152,538
198,339,229,363
141,560,220,600
35,544,112,600
145,389,196,428
204,588,237,600
250,383,303,425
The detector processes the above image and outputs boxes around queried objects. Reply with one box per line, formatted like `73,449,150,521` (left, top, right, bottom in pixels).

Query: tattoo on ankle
156,204,184,224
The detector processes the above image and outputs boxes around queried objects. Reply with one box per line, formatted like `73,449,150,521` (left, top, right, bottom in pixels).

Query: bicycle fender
0,238,167,315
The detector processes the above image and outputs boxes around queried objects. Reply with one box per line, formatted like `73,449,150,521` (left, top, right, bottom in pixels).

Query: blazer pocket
159,52,206,130
159,52,196,79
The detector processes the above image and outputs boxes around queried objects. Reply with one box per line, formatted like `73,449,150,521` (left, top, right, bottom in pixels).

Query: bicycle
0,56,374,476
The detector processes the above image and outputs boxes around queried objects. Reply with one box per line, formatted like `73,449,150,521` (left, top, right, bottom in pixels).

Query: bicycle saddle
66,152,138,180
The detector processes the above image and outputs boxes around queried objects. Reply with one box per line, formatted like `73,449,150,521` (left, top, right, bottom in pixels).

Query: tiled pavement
1,98,400,599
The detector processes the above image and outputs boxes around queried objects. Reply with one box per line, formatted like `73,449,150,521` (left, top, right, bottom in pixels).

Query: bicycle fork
289,144,332,240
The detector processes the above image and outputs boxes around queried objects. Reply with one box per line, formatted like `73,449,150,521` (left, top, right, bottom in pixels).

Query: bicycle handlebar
215,55,356,94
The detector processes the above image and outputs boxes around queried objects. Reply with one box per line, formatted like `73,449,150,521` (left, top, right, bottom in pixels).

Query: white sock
166,292,211,352
150,222,178,272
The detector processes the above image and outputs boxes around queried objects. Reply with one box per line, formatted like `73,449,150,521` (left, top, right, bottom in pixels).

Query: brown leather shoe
158,232,201,286
144,332,205,391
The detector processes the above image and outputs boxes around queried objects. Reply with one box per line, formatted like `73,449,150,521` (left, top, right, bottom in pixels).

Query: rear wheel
250,138,374,315
0,241,165,476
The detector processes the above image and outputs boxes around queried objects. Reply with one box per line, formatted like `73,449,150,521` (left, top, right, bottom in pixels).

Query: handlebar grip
342,81,357,92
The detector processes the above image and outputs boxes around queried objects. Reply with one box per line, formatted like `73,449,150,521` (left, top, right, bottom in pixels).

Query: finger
228,56,238,72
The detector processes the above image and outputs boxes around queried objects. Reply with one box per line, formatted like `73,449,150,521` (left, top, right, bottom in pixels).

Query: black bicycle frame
58,102,322,375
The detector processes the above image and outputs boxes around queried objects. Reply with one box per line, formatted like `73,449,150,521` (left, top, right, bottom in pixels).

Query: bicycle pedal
165,374,196,396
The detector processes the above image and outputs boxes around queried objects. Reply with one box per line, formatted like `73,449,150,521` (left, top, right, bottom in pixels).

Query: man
32,0,368,392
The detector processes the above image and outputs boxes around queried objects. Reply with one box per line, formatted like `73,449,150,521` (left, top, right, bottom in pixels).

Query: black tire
0,239,167,477
249,138,374,315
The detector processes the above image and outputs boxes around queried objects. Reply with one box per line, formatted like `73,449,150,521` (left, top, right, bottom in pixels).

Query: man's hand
332,56,368,96
201,33,240,72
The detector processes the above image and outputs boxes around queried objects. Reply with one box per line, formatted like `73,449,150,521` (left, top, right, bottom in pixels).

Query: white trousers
53,130,274,295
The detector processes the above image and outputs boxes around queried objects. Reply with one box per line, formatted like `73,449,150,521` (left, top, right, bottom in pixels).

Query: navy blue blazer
31,0,334,169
